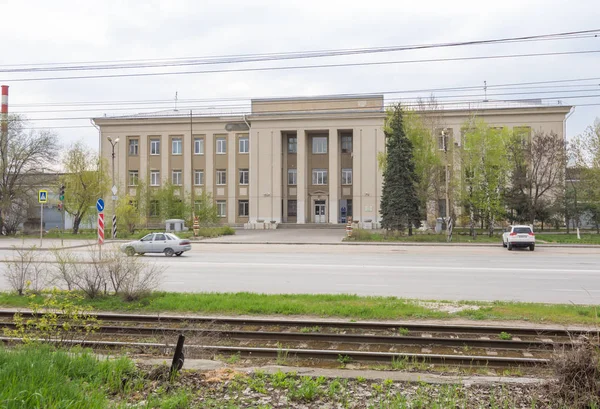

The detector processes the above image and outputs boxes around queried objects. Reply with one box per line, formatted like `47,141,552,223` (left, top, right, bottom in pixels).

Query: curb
190,241,600,248
0,243,97,251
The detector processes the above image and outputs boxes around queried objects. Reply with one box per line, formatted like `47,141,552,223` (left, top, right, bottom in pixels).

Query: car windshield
514,227,532,234
166,233,180,240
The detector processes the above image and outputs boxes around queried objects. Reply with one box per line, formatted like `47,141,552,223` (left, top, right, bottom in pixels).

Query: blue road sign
38,190,48,203
96,198,105,212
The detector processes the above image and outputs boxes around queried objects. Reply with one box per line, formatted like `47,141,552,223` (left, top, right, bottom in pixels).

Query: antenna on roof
174,91,178,111
483,81,488,102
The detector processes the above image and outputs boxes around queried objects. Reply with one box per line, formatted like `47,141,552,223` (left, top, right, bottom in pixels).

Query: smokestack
1,85,7,136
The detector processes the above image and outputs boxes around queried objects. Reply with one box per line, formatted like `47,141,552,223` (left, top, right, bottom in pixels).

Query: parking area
200,228,347,244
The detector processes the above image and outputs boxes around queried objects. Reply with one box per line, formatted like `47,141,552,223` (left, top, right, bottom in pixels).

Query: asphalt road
1,243,599,304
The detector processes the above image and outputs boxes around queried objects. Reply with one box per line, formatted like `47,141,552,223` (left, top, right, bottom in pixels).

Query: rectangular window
288,136,297,153
194,169,204,186
312,136,327,154
128,139,139,156
172,170,182,186
128,170,139,186
239,169,249,185
216,137,227,154
217,200,226,218
312,169,328,185
150,170,160,186
238,200,249,217
287,169,297,186
194,138,204,155
216,169,227,185
150,139,160,155
172,137,182,155
341,135,352,153
288,200,297,217
149,200,159,217
341,168,352,185
239,136,249,153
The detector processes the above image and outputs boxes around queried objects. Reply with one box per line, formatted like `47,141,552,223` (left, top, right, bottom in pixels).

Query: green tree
59,142,109,234
380,104,421,235
193,190,219,225
152,181,193,221
460,120,510,237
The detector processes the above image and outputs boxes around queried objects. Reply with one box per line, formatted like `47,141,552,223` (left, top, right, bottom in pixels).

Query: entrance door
314,200,326,223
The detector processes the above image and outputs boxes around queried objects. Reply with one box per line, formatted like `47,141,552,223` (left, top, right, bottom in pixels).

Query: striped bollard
112,214,117,238
98,213,104,245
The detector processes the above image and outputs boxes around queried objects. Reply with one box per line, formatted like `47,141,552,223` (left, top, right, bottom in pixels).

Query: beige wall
95,98,571,227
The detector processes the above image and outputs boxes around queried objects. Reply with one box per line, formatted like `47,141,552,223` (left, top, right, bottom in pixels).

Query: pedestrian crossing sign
38,190,48,203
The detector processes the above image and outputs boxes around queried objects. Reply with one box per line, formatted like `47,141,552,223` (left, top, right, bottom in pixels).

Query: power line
2,28,598,73
3,49,600,82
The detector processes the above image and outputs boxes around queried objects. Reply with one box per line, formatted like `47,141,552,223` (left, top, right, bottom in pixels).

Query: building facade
93,95,572,227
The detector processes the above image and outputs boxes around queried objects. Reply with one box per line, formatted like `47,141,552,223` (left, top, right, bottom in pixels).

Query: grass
1,291,599,326
0,345,142,409
347,228,600,244
5,225,235,241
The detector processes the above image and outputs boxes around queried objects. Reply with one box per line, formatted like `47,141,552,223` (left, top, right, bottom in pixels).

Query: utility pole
442,129,452,243
107,136,119,238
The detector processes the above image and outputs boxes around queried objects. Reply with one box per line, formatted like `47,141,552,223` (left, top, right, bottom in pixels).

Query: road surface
1,243,596,304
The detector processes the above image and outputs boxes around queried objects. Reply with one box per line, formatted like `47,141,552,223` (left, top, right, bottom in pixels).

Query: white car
120,232,192,257
502,225,535,251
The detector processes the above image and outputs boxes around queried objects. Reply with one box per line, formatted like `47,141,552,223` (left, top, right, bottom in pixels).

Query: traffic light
57,203,63,211
59,185,65,201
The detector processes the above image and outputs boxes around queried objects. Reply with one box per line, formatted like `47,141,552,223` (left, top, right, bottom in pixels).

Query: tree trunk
541,220,544,231
408,224,413,236
469,207,476,239
72,214,81,234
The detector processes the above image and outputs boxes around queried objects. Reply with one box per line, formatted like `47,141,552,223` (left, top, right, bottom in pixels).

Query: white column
296,129,306,223
249,129,259,223
352,128,362,223
205,133,214,195
328,128,339,223
271,130,282,222
227,132,236,223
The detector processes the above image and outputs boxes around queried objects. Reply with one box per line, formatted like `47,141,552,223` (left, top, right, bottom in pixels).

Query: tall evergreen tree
380,105,421,235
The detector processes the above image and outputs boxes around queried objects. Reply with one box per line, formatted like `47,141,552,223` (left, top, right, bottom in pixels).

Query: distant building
93,95,571,228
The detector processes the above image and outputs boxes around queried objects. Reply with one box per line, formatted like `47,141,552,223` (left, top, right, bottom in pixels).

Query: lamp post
107,136,119,238
441,129,452,242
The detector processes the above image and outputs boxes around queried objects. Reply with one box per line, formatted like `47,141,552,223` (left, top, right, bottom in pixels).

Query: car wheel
164,248,174,257
125,247,135,257
507,242,513,251
530,244,535,251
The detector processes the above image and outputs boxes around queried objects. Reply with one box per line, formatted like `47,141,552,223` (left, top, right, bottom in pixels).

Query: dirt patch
417,301,482,314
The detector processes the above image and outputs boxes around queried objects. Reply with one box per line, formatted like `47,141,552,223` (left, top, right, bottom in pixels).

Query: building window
239,136,249,153
216,169,227,185
172,170,182,186
312,169,328,185
288,169,297,186
216,137,227,154
288,200,297,217
128,170,139,186
238,200,249,217
149,200,160,217
217,200,226,218
194,138,204,155
514,126,532,146
312,136,327,154
437,128,450,151
194,169,204,186
150,170,160,186
288,136,297,153
239,169,249,185
341,135,352,153
150,139,160,155
128,139,139,156
341,168,352,185
172,137,182,155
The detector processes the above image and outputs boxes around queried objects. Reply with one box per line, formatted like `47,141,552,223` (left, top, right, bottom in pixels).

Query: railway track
1,310,595,368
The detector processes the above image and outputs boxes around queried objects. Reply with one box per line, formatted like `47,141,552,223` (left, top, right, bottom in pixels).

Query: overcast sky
1,0,599,155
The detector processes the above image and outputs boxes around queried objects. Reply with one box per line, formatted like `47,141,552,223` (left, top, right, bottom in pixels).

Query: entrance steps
278,223,346,230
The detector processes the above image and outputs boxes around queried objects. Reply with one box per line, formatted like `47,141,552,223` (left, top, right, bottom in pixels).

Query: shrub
3,246,48,295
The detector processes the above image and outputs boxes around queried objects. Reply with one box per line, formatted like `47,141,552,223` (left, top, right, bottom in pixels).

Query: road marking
156,260,600,274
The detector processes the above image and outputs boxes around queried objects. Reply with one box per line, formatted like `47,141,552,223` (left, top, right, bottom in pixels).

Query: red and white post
1,85,8,139
98,213,105,245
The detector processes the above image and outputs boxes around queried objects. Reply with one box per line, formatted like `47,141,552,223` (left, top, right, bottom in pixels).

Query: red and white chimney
1,85,8,135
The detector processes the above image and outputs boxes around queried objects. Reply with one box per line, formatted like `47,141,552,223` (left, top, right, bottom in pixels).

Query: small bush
3,246,48,295
195,226,235,238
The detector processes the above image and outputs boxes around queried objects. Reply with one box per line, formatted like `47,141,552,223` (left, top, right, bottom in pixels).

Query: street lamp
107,136,119,238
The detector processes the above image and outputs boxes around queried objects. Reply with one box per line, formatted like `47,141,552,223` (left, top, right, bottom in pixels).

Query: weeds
337,354,353,368
398,327,410,336
499,331,513,340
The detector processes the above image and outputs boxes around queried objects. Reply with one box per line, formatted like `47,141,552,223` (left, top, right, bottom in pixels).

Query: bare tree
3,246,47,295
0,116,59,234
